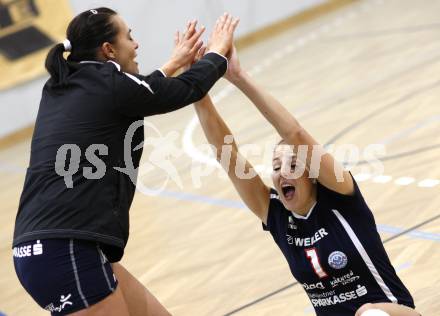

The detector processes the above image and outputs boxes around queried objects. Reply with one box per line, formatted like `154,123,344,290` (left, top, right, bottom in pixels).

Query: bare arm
194,95,270,224
226,47,354,195
160,14,239,77
159,20,205,77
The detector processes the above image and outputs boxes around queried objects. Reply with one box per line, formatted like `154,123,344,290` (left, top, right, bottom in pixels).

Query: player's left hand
170,20,205,69
182,45,206,72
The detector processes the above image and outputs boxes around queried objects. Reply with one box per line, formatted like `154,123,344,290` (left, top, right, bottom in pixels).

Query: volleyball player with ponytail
12,8,239,315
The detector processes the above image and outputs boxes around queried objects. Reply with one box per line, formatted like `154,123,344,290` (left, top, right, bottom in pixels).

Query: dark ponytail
45,43,70,86
45,7,118,86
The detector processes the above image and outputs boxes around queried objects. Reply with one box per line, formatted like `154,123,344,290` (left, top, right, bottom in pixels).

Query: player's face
109,15,139,74
272,144,316,215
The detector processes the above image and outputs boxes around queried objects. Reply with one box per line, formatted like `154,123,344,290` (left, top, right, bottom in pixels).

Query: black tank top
263,178,415,315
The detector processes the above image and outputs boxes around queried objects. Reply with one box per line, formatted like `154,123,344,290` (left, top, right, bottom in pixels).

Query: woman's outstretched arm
115,14,239,117
225,47,354,195
194,95,270,224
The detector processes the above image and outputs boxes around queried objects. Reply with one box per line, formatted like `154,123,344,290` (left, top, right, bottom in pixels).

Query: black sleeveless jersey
263,178,415,315
13,53,227,262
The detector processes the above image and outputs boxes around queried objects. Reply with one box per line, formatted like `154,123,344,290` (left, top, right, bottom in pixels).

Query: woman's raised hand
183,45,207,72
173,20,205,66
207,13,239,56
161,20,205,76
224,45,243,83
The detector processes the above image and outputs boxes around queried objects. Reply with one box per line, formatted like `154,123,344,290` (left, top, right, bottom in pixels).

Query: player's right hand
207,13,239,56
224,45,243,83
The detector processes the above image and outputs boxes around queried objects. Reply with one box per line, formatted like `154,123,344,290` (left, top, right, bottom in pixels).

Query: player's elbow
282,126,306,145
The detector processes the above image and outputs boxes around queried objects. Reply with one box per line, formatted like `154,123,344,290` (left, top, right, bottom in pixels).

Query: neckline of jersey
291,200,317,220
79,60,121,71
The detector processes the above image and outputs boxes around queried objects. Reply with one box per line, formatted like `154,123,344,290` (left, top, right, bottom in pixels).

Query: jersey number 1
305,248,328,279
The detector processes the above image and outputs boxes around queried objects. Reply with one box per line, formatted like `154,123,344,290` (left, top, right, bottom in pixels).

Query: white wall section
0,0,326,138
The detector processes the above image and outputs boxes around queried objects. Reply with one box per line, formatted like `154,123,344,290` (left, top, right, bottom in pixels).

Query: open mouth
281,183,296,200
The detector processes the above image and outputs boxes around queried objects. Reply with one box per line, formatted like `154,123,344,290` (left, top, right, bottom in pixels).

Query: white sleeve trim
270,193,279,200
123,72,155,94
79,60,103,65
107,60,121,71
206,51,228,70
157,68,167,77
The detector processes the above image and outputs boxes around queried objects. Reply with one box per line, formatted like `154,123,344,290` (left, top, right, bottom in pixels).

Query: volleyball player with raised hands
193,46,419,316
12,8,239,316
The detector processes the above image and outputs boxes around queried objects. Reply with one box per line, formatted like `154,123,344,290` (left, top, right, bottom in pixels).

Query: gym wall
0,0,326,139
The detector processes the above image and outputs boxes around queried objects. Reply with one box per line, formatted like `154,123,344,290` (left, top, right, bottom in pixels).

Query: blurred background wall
0,0,326,139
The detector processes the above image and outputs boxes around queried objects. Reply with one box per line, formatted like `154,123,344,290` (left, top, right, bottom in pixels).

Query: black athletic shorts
13,239,118,315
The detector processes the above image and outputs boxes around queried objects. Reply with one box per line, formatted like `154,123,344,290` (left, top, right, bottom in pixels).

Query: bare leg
355,303,421,316
66,263,170,316
67,286,130,316
112,263,172,316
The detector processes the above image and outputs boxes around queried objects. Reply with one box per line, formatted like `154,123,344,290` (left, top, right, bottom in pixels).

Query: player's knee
356,303,374,315
355,303,391,316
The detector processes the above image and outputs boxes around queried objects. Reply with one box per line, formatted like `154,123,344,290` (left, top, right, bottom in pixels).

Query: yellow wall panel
0,0,72,90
